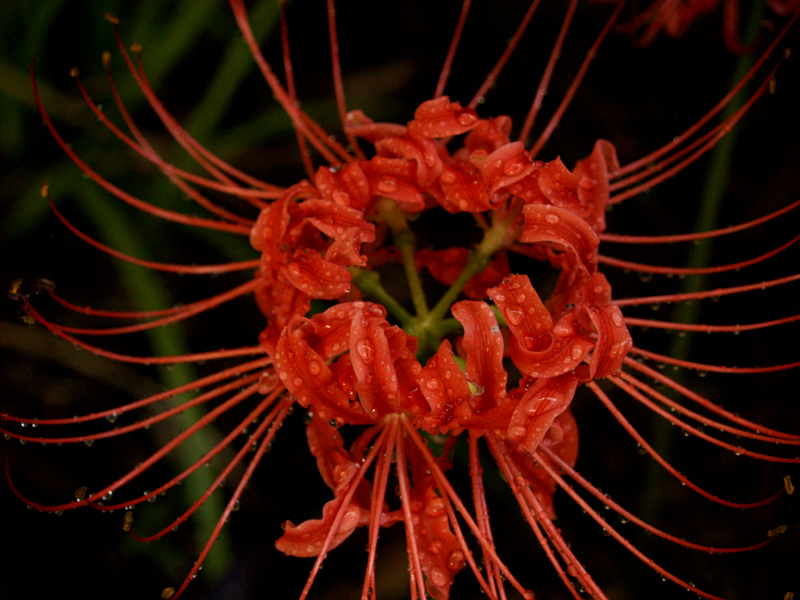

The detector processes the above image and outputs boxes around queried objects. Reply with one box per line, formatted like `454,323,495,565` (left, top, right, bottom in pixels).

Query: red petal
300,198,375,243
284,250,352,299
376,134,443,188
535,157,580,209
418,340,474,433
314,163,373,210
463,115,513,154
480,141,539,196
324,228,368,267
520,203,600,276
275,416,371,557
572,139,619,233
408,96,479,138
585,304,632,379
507,373,580,455
437,161,494,213
363,157,425,211
274,322,350,411
344,109,407,143
508,311,595,379
487,274,553,351
350,307,401,418
451,301,507,413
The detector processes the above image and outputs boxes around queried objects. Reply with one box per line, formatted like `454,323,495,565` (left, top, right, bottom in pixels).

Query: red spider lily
3,1,800,599
604,0,800,53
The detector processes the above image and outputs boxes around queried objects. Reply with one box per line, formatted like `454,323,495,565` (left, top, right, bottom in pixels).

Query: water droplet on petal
506,308,523,325
356,340,374,362
429,567,448,588
377,178,398,194
456,109,477,127
425,499,446,517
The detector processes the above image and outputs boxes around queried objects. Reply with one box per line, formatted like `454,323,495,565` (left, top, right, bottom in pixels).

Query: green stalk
349,266,414,325
426,205,521,328
374,199,430,318
73,184,231,582
631,6,764,595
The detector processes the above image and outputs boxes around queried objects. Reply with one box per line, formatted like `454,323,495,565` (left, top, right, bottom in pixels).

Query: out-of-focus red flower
606,0,800,53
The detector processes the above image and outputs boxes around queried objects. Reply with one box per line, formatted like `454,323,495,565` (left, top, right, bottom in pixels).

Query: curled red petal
480,141,539,196
463,115,513,154
274,321,350,410
324,227,368,267
314,163,373,210
300,198,375,243
520,203,600,276
487,274,553,351
275,416,371,557
376,134,443,188
275,492,366,557
363,157,425,211
507,373,580,456
407,96,479,139
344,109,407,143
509,311,595,379
451,300,507,413
284,250,352,299
418,340,473,433
535,157,580,211
572,139,619,233
250,183,314,252
350,307,400,419
585,304,632,379
437,161,494,213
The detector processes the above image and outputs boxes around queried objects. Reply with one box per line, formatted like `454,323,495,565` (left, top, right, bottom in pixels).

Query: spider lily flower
3,1,800,599
604,0,800,52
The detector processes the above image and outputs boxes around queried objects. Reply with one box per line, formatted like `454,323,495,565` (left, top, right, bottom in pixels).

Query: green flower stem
631,6,764,597
374,198,429,318
425,205,521,330
73,184,231,581
349,266,414,325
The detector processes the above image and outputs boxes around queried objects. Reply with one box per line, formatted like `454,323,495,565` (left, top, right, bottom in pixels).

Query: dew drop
356,340,374,362
456,109,477,127
377,178,398,194
425,499,446,517
506,308,523,325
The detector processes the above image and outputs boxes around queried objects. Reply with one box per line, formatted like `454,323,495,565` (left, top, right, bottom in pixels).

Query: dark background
1,1,799,599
